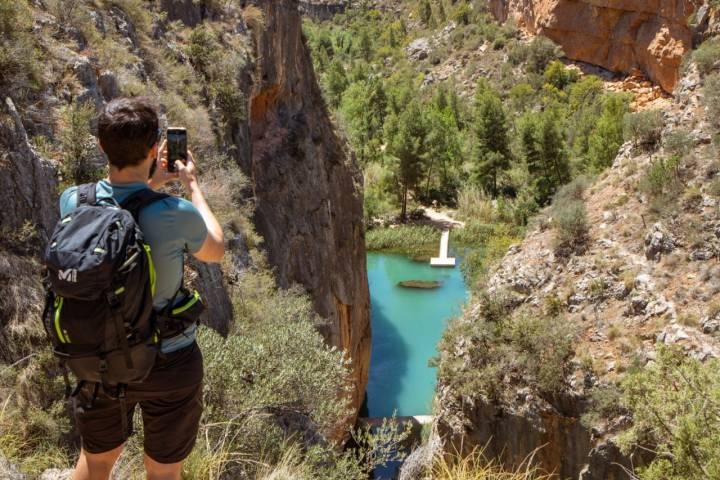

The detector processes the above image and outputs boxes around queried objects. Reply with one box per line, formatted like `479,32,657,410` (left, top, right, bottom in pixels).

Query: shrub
0,0,42,99
543,60,578,90
437,309,577,399
553,200,588,249
623,109,663,150
693,38,720,75
187,25,223,78
552,174,591,205
57,101,103,185
526,37,563,73
663,129,694,158
639,155,681,198
702,73,720,130
618,347,720,479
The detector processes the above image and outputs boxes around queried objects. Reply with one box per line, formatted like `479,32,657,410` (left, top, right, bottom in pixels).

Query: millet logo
58,269,78,283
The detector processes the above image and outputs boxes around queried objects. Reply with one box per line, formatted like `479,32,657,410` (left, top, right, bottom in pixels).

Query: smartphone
166,127,187,173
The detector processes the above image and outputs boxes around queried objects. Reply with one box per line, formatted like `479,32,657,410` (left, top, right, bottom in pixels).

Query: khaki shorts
73,342,204,464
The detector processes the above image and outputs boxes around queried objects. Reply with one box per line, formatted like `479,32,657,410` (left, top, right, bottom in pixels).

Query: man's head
98,97,160,171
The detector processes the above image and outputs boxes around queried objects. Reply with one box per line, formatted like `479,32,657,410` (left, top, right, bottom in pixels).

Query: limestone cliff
246,0,371,414
429,61,719,478
488,0,700,92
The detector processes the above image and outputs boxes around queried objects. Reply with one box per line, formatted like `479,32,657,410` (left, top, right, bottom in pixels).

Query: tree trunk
401,184,408,222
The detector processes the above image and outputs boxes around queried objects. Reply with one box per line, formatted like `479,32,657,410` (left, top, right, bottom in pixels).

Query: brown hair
98,97,159,169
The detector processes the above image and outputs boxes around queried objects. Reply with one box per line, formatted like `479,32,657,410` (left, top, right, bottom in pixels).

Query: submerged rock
398,280,443,289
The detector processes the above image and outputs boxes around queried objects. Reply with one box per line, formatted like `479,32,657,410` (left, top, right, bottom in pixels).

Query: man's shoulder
140,195,202,225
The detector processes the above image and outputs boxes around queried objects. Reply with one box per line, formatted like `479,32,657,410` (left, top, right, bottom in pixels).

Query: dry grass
242,4,265,31
432,447,553,480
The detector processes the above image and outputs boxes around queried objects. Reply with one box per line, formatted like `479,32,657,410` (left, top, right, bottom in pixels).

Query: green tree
472,83,512,196
357,28,372,62
586,94,628,171
325,59,348,109
385,100,428,221
521,112,570,204
543,60,578,90
538,112,571,195
340,78,387,165
425,103,461,200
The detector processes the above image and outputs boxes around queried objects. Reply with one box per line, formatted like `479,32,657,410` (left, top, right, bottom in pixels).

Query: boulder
407,38,431,61
644,223,676,261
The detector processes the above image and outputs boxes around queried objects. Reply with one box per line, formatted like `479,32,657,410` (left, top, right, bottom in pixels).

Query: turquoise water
365,252,470,418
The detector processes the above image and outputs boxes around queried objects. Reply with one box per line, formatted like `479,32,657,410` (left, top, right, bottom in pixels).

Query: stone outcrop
245,0,371,414
299,0,348,21
488,0,700,92
0,98,58,242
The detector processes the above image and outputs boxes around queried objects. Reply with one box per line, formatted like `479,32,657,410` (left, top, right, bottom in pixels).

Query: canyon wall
299,1,349,21
245,0,371,414
488,0,700,92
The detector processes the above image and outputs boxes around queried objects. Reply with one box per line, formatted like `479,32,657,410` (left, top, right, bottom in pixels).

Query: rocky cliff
0,0,370,418
488,0,700,92
246,0,371,414
427,60,720,478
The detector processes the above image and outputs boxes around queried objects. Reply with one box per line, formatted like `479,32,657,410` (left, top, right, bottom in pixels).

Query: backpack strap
120,189,171,222
76,183,97,207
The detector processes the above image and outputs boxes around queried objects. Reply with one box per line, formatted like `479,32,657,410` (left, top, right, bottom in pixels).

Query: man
59,97,225,480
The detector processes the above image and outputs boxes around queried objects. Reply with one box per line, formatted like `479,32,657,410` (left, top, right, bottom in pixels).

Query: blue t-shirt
60,180,208,353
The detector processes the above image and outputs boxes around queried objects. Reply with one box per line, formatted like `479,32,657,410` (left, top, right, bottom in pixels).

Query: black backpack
42,183,168,390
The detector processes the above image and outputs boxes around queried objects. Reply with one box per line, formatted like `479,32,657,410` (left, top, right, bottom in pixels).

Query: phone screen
167,128,187,172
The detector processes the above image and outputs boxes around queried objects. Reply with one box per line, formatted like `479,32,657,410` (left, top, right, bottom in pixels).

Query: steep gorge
489,0,699,92
246,0,371,414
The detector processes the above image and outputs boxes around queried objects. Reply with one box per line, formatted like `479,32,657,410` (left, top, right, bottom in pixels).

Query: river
364,252,470,418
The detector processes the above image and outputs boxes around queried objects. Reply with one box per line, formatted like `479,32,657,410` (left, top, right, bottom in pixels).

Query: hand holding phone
166,127,187,173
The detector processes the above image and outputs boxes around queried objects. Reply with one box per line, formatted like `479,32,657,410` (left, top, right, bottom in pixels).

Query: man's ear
97,139,105,154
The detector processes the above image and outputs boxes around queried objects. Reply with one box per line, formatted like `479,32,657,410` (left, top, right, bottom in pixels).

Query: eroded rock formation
245,0,371,414
488,0,700,92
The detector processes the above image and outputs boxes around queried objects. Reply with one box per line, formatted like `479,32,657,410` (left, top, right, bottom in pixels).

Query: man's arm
177,152,225,263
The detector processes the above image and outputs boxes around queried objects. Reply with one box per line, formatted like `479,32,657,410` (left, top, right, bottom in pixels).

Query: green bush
693,38,720,75
552,174,591,205
623,109,663,150
618,347,720,479
58,101,103,185
663,129,694,158
639,155,681,198
0,0,42,99
702,73,720,130
437,307,577,398
526,37,563,73
543,60,578,90
553,200,588,249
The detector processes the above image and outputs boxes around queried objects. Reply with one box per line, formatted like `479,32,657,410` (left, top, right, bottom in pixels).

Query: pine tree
325,59,348,109
472,85,512,196
358,28,372,62
521,112,571,205
386,100,428,221
586,94,628,171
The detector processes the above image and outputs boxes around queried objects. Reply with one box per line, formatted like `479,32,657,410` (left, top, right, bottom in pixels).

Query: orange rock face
489,0,700,92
